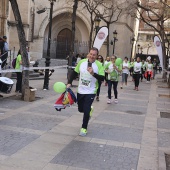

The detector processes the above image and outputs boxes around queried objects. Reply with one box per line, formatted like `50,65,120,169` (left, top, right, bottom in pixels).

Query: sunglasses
98,58,102,59
111,58,115,60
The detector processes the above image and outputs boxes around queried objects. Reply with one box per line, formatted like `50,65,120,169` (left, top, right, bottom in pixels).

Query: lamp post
43,0,55,90
147,44,151,55
110,30,118,55
137,44,140,54
94,15,101,35
140,47,143,54
130,37,135,59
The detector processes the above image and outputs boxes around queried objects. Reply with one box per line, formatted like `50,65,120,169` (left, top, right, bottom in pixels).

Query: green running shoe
79,128,87,136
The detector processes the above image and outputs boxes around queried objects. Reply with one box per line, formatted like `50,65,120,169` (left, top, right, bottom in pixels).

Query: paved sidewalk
0,68,170,170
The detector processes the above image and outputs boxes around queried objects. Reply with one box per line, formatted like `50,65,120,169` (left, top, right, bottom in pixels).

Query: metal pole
130,43,133,59
113,38,116,55
43,1,53,90
96,26,99,36
13,47,15,60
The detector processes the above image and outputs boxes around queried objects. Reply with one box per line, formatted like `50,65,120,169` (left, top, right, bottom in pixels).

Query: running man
67,47,104,136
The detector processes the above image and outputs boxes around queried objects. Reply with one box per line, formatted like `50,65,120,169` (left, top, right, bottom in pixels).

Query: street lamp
140,47,143,54
94,15,101,35
147,44,151,55
110,30,118,55
130,37,135,59
37,0,56,90
137,44,140,54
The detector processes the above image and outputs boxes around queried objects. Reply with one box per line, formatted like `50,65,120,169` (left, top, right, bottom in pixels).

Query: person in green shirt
105,55,122,104
15,50,22,93
67,47,105,137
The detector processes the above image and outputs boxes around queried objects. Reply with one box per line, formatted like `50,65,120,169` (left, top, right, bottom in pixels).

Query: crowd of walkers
94,55,160,102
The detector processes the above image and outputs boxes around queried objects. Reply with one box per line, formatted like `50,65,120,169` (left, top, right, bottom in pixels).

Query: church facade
2,0,139,61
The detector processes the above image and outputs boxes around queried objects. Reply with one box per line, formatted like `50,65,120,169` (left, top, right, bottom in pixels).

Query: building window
146,35,153,41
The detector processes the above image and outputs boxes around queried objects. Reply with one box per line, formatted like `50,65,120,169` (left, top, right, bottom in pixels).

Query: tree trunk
106,22,110,56
89,13,94,50
68,0,78,83
9,0,29,99
160,19,167,79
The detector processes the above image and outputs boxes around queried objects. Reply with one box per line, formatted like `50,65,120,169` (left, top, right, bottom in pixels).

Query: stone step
38,58,67,67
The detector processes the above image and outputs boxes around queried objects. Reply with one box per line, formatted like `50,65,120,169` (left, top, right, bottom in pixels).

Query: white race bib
80,73,92,87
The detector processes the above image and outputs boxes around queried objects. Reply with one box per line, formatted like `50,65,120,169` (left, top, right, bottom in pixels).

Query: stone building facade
0,0,8,37
138,0,170,59
4,0,138,61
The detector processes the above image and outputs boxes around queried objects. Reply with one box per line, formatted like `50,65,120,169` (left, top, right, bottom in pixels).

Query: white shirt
134,62,142,73
3,42,9,52
147,63,153,71
122,62,129,74
75,59,104,94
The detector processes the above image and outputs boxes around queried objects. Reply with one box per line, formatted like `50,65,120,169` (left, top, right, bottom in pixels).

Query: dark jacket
0,39,4,55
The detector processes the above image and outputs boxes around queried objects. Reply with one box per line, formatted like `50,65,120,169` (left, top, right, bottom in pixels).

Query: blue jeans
122,73,128,83
108,80,118,99
77,93,95,129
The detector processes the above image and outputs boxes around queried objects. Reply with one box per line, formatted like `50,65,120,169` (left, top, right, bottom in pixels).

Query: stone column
0,0,8,36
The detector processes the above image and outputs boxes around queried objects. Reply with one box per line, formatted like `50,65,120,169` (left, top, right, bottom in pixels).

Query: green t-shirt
15,54,22,70
105,62,122,81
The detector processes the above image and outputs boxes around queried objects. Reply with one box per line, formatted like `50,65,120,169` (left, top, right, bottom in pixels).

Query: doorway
56,28,72,59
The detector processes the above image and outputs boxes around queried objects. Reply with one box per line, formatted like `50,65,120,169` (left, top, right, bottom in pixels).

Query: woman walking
146,60,153,83
133,57,142,91
105,55,122,104
121,57,130,89
96,55,104,101
129,58,134,78
104,56,110,86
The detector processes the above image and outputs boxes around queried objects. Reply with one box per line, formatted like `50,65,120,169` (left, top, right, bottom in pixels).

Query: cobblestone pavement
0,68,170,170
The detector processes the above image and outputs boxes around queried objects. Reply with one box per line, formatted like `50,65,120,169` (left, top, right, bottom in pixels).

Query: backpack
12,58,17,68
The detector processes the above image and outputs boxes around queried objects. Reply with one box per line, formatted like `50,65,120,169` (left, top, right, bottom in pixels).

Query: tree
79,0,104,49
66,0,79,84
126,0,170,70
95,1,126,55
9,0,29,99
79,0,128,55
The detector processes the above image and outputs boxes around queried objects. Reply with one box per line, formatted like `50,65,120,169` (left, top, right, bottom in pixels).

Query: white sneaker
107,99,111,104
114,99,118,104
146,81,149,83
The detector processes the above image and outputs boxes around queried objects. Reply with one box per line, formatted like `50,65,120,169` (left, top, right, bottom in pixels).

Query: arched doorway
56,28,72,59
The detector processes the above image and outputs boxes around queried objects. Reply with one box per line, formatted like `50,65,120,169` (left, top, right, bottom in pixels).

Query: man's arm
67,70,78,87
93,73,104,81
87,66,104,81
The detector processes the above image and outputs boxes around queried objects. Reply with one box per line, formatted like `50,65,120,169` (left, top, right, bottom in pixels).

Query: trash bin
24,87,37,102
